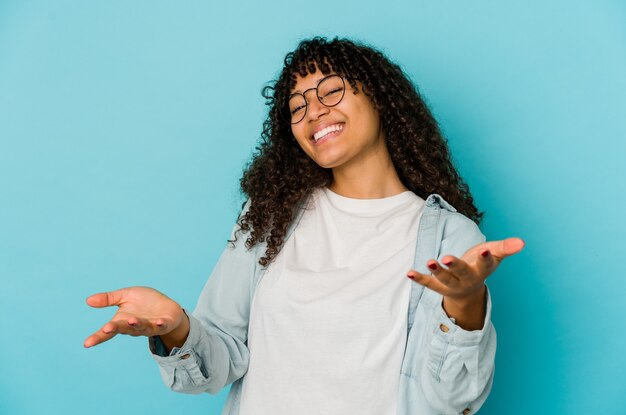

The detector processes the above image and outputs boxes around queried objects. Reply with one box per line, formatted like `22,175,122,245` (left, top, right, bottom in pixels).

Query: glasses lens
288,94,307,124
317,75,345,107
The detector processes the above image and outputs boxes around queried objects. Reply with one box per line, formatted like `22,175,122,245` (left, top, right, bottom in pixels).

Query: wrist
161,308,190,352
446,285,486,309
443,285,487,330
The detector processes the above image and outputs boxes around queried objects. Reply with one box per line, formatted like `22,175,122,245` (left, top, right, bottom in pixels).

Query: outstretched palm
407,237,525,329
408,237,525,299
83,287,186,349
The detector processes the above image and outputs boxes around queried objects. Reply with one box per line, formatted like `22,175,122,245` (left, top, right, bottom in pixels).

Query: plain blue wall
1,1,624,414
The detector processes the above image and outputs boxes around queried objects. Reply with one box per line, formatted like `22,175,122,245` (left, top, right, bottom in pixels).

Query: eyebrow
291,74,330,94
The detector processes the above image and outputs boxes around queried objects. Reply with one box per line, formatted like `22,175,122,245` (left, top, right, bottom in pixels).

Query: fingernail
428,263,437,271
481,250,490,258
442,259,453,266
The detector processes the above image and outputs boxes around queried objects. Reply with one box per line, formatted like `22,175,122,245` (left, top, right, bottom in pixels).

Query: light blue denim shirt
150,194,495,415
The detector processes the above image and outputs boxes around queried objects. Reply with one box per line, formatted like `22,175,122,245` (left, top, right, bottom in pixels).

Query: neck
329,146,408,199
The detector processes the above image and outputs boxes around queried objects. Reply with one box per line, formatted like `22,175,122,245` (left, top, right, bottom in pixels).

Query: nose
305,94,329,121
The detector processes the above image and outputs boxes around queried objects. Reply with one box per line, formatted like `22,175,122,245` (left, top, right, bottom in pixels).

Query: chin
308,151,348,170
312,158,341,169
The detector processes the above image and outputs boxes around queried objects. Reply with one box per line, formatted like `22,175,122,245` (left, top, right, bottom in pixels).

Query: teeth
313,124,343,141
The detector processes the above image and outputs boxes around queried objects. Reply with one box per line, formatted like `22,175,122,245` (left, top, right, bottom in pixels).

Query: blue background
1,1,624,414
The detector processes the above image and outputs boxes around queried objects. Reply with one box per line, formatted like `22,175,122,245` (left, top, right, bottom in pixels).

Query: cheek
291,128,314,156
291,126,307,146
362,105,381,134
350,95,379,125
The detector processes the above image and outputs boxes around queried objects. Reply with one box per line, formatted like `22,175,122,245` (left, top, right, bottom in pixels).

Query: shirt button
180,353,191,360
439,323,449,333
462,408,471,415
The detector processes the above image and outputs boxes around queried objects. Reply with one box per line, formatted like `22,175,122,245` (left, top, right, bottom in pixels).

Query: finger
84,316,166,348
127,316,148,332
440,256,472,279
148,318,177,336
153,318,169,332
407,270,449,296
482,238,525,260
427,261,458,285
83,321,120,348
86,289,128,308
126,316,167,334
476,248,496,273
123,316,175,336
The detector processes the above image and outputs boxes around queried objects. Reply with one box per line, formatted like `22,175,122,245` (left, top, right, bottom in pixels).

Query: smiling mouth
312,123,344,142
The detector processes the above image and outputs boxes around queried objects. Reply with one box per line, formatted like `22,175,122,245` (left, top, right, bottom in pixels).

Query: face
289,71,386,171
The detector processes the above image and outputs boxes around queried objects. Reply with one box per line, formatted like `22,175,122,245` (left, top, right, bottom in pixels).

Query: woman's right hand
83,286,189,350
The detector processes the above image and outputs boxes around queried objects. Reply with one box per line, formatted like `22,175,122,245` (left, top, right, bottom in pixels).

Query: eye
322,87,344,98
290,105,306,115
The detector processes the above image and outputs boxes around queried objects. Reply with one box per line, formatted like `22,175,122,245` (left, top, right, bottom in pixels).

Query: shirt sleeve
148,202,257,395
420,212,497,414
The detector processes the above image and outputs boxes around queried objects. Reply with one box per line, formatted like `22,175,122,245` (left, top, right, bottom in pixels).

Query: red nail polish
481,250,490,258
428,263,437,271
442,259,453,266
406,274,413,279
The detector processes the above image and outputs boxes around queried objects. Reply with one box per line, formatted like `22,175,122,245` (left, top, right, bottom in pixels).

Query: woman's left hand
407,237,525,300
407,237,525,330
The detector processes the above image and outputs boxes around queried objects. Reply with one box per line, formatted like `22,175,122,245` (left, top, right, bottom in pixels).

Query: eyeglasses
286,74,347,124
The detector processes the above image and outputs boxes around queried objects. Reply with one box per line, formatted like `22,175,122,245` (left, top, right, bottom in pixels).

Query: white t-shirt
239,187,425,415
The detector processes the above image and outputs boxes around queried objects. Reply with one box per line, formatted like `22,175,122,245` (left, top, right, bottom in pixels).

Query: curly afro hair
235,36,483,266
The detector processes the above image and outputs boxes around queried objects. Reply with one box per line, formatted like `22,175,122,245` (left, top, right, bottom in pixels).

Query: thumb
488,237,525,259
85,289,127,308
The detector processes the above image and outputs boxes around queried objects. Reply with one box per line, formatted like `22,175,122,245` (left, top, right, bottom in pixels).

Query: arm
84,203,260,395
407,212,524,414
150,209,261,395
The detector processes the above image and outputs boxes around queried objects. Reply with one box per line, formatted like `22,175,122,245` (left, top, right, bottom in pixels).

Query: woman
85,37,524,414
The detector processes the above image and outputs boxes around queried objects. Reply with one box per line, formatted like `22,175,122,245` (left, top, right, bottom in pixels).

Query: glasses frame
286,74,347,124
